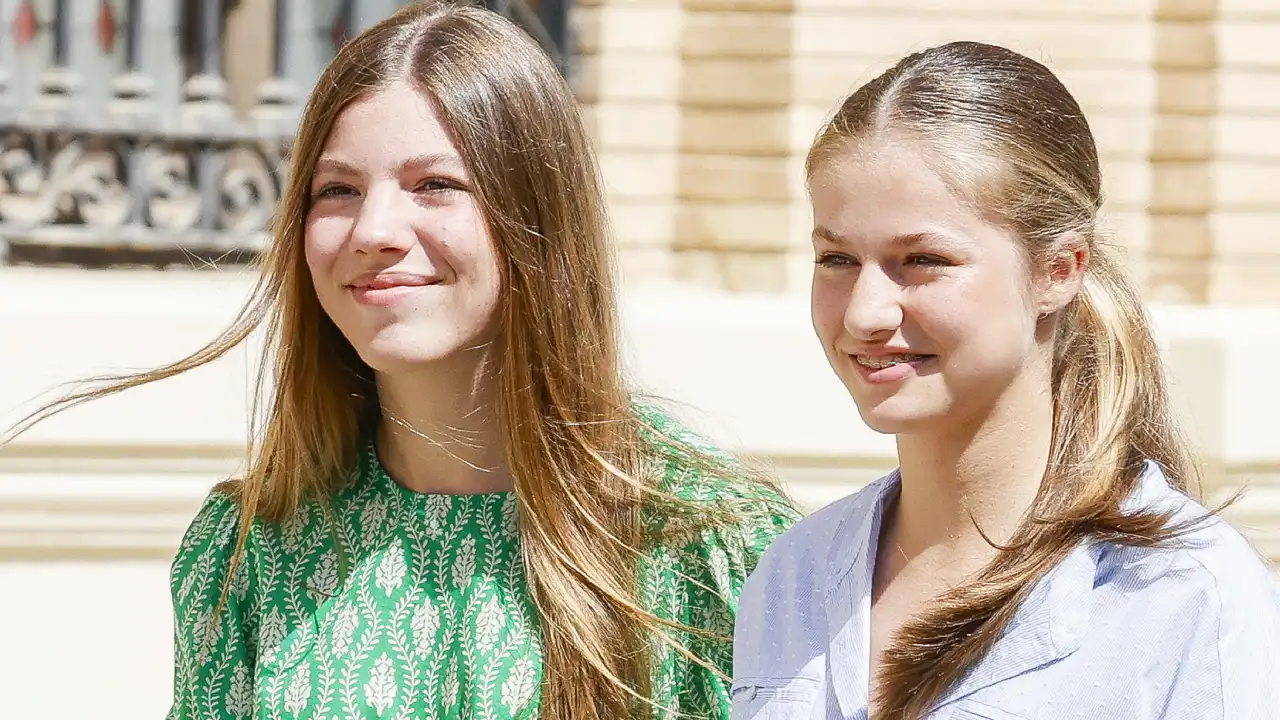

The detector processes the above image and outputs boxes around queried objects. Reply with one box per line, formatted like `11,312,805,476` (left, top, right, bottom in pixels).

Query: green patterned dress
167,413,800,720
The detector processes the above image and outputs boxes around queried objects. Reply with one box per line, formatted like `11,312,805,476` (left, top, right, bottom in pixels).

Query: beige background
2,1,1279,717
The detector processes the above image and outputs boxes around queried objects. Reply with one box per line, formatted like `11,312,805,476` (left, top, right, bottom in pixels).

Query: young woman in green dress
6,2,800,718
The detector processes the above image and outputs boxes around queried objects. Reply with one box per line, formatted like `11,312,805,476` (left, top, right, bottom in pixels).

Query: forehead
321,80,460,162
808,137,993,247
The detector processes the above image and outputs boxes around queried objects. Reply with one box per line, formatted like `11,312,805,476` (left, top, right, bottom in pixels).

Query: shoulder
633,400,802,527
1172,517,1280,714
1093,511,1279,648
1106,463,1279,616
742,471,894,605
630,402,804,600
172,485,244,583
1160,499,1280,663
731,473,895,680
1094,465,1280,712
169,487,255,661
632,400,740,487
170,485,267,618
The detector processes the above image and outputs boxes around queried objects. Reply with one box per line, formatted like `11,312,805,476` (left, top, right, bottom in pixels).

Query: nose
843,264,904,341
348,182,417,255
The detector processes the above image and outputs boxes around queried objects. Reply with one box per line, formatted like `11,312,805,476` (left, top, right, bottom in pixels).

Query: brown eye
415,178,465,193
314,183,356,199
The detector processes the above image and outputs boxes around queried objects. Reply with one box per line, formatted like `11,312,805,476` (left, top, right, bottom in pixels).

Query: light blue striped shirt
731,461,1280,719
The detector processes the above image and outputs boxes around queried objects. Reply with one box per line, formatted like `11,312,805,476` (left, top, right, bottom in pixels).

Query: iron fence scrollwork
0,0,572,267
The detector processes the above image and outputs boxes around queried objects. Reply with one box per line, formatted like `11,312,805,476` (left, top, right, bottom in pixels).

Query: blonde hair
8,2,783,717
809,41,1216,717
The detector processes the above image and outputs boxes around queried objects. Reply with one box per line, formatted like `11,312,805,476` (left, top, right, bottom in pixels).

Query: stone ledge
0,446,238,560
2,446,1275,566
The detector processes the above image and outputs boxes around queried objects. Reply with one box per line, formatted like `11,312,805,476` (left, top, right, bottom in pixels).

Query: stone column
573,0,684,286
1146,0,1217,303
673,0,796,293
1209,0,1280,303
224,0,273,116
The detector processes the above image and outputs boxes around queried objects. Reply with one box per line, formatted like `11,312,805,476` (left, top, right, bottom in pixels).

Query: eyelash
813,253,950,269
814,252,852,268
312,178,463,199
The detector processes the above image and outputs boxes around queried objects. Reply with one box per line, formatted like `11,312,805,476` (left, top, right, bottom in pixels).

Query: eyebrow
811,226,962,249
313,152,467,177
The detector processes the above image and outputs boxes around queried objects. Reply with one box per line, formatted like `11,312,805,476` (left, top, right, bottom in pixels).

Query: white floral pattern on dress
364,653,398,716
475,595,505,651
165,407,802,720
332,603,359,656
374,541,407,597
286,661,312,715
452,535,476,592
226,662,251,719
410,597,440,657
501,657,537,713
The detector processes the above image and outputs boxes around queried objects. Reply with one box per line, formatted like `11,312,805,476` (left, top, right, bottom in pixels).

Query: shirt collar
823,461,1183,712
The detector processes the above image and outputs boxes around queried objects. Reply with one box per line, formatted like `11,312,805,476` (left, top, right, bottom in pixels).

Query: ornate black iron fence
0,0,571,267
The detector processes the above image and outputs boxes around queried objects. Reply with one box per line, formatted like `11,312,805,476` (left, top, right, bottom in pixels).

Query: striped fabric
730,461,1280,719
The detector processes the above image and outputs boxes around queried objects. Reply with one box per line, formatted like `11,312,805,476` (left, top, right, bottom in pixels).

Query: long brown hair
808,41,1217,718
5,2,784,717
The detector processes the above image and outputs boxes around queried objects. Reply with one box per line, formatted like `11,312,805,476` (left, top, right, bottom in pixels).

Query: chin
850,395,947,436
354,323,497,376
352,337,464,375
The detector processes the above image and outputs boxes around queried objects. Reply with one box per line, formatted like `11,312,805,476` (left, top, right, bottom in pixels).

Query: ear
1035,231,1089,316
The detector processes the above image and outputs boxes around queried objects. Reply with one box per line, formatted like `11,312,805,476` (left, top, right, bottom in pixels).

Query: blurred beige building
2,0,1279,717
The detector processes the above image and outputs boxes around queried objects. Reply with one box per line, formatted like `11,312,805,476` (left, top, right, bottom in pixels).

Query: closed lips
348,273,438,289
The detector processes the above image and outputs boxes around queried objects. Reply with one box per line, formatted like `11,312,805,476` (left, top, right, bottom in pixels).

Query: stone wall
579,0,1280,302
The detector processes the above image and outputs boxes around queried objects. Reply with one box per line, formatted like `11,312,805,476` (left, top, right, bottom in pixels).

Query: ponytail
807,41,1216,718
875,241,1202,718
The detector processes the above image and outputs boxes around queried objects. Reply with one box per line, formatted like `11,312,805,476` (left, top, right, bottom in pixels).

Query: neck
374,347,513,495
889,372,1054,580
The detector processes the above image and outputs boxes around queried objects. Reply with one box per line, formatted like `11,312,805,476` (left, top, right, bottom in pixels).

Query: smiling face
809,137,1049,435
304,79,503,375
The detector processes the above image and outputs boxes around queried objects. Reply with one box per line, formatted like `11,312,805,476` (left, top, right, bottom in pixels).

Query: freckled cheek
451,226,502,284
